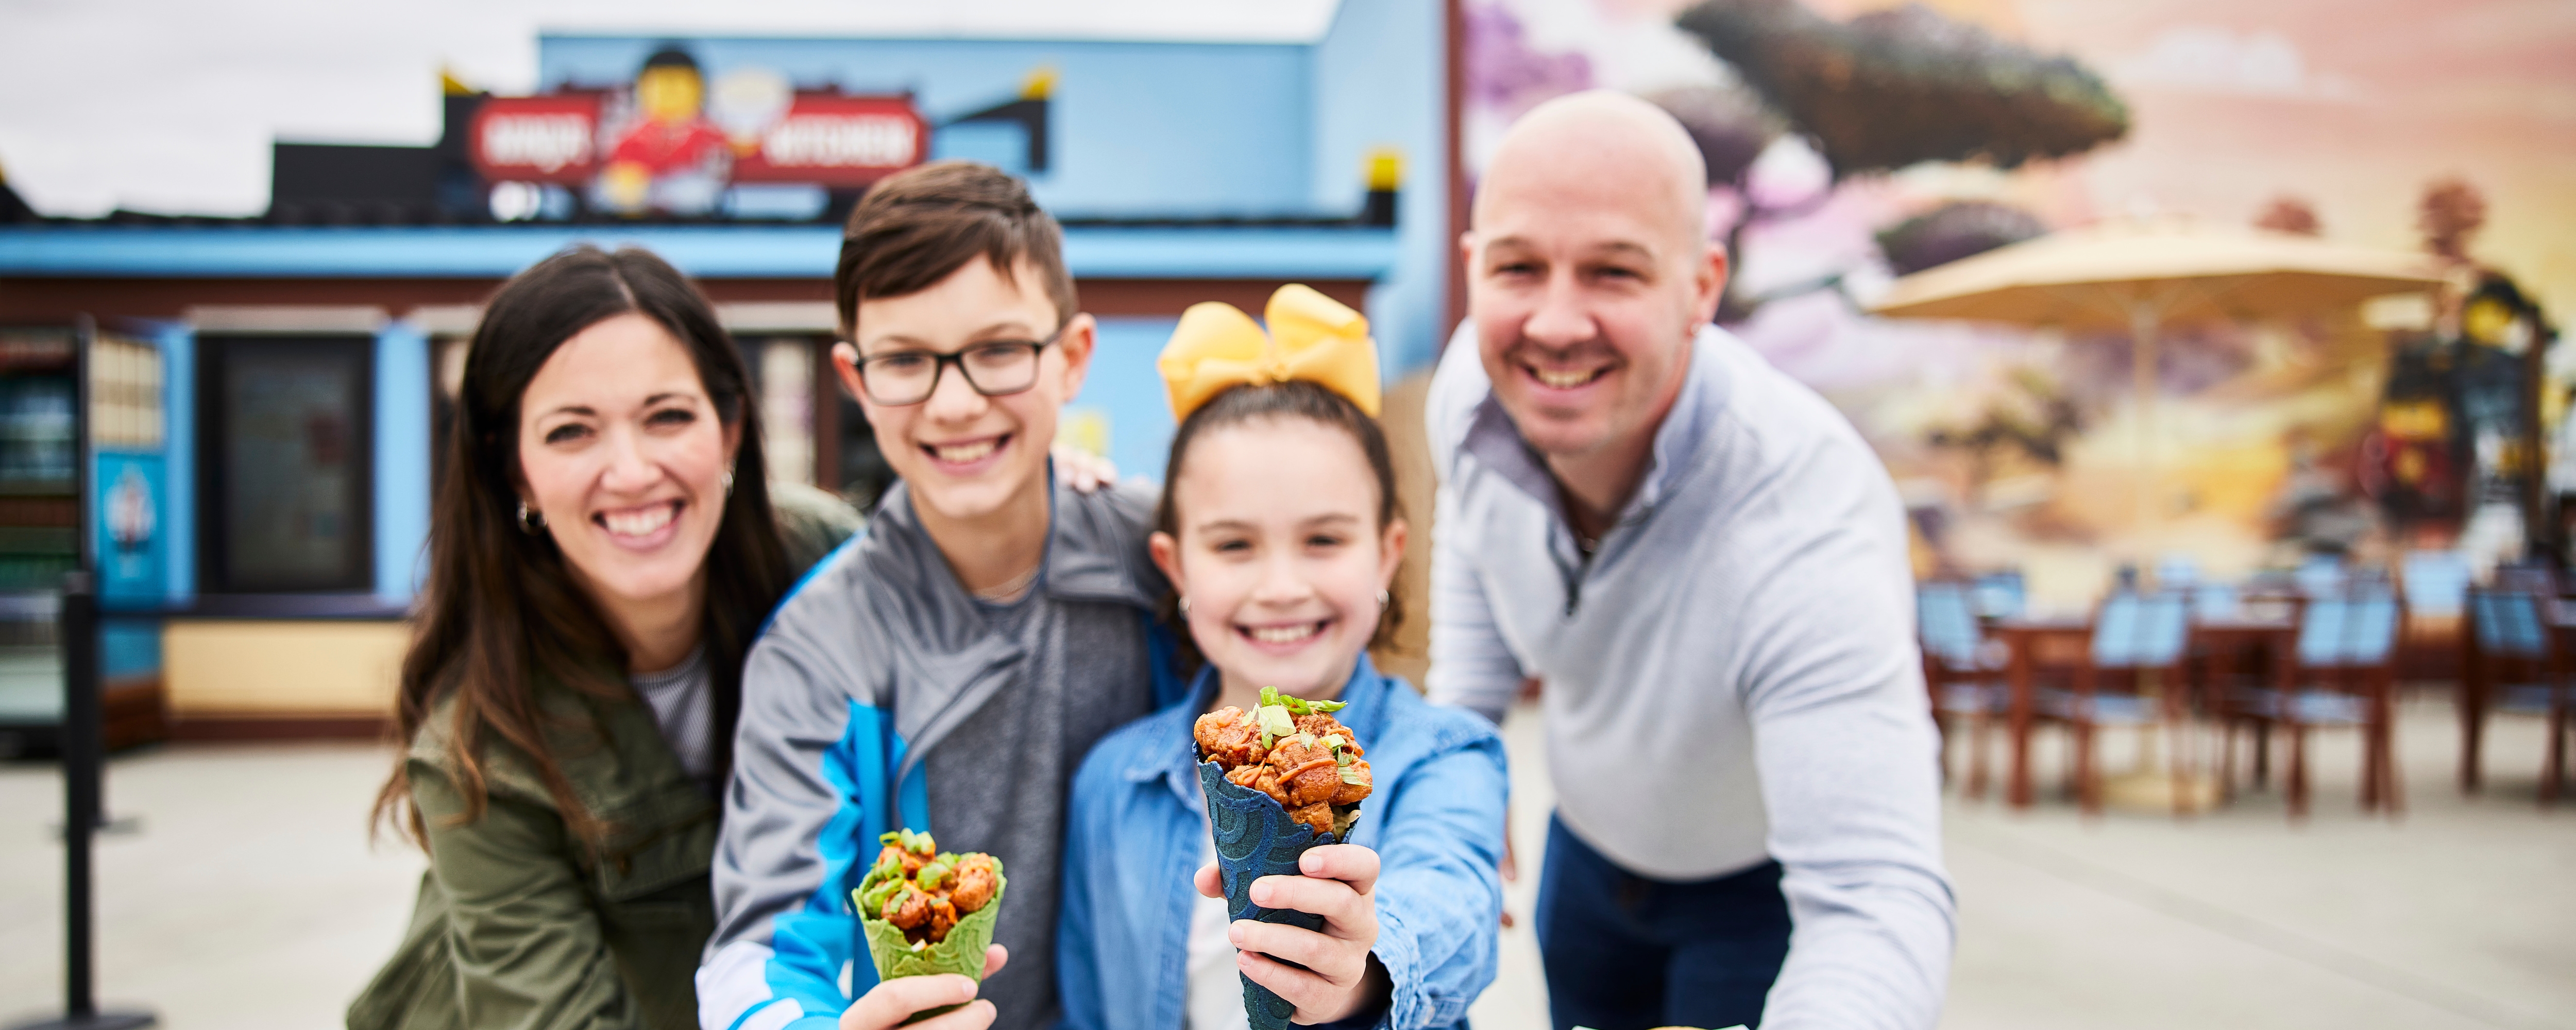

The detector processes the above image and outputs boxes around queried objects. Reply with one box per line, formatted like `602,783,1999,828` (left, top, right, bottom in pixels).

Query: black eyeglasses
850,327,1064,406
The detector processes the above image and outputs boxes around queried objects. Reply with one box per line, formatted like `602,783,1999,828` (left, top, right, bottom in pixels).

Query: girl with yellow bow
1058,286,1509,1030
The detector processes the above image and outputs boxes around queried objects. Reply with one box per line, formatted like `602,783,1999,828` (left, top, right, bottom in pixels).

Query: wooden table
1991,616,2092,808
1991,613,2294,809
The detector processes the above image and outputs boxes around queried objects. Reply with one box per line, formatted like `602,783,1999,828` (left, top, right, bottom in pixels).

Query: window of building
197,335,374,593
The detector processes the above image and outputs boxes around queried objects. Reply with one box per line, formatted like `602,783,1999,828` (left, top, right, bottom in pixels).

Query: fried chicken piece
1267,737,1346,809
1194,707,1269,768
1331,758,1372,806
1227,761,1291,806
1288,800,1336,837
949,855,998,914
926,895,959,943
874,844,928,878
880,885,930,930
1293,713,1358,747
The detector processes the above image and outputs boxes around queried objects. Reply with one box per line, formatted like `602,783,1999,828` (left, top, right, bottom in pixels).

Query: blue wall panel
154,322,195,604
375,322,432,603
101,618,160,681
1072,317,1184,485
0,225,1395,282
1312,0,1447,377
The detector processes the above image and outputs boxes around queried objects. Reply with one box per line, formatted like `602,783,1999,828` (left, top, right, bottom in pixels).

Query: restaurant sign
467,48,926,215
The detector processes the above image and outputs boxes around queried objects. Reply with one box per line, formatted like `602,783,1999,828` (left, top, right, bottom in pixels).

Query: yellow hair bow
1159,284,1382,421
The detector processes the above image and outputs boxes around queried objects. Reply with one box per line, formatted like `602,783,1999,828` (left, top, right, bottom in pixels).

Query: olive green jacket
347,486,860,1030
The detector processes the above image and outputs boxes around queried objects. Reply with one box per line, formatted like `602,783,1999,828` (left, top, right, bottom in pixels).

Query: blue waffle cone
1199,759,1360,1030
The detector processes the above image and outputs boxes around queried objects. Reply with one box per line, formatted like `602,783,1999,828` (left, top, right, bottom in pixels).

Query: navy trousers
1533,814,1792,1030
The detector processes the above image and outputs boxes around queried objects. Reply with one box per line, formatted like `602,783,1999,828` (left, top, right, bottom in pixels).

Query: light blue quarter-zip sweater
1424,322,1956,1029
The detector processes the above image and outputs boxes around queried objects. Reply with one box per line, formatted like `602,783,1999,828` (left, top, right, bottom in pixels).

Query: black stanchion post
64,572,105,1017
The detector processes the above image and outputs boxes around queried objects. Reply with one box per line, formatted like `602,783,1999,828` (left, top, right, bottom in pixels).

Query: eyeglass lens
859,341,1044,405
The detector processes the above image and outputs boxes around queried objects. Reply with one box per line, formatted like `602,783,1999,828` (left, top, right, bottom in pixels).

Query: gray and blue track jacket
699,474,1182,1030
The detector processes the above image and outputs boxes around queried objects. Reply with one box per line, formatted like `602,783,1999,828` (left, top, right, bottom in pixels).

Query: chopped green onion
1258,705,1295,741
1320,734,1349,751
917,863,950,889
1308,698,1348,712
859,879,901,914
1334,750,1352,767
1338,766,1367,786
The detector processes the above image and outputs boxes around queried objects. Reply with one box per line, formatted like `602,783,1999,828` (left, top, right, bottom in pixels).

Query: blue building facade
0,0,1450,735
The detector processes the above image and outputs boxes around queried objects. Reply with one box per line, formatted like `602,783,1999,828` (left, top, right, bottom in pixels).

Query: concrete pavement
2,695,2569,1028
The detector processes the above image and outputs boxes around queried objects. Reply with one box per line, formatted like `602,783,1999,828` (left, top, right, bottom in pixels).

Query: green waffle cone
853,858,1008,1023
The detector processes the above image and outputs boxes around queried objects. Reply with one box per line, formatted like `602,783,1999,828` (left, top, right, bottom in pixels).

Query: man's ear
1148,529,1184,595
1690,241,1730,326
1054,312,1097,402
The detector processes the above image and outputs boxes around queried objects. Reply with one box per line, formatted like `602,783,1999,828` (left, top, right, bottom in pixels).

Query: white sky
0,0,1341,217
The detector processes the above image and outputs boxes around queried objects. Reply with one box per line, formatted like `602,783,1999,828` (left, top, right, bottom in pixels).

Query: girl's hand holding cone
836,947,1009,1030
1193,844,1392,1024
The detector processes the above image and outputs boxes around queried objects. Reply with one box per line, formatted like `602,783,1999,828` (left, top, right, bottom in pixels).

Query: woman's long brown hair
373,245,792,847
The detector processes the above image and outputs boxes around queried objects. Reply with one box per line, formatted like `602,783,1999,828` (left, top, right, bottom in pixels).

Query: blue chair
2398,550,2471,683
2189,583,2241,623
1972,571,2026,620
2222,591,2404,817
2295,555,2346,597
2029,591,2192,814
1919,582,2006,796
2401,551,2470,619
2465,588,2571,803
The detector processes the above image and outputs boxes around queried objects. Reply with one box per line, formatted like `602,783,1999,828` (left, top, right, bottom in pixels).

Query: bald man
1424,91,1954,1029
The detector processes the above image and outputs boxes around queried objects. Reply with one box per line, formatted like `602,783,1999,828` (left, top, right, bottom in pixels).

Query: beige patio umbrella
1873,215,2448,550
1875,216,2447,812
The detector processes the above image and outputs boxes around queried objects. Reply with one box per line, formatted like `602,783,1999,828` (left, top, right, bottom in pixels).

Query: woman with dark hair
347,245,857,1030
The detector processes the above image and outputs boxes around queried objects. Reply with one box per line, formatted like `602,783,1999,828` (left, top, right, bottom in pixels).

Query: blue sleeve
702,626,924,1030
1365,737,1509,1030
1054,759,1110,1030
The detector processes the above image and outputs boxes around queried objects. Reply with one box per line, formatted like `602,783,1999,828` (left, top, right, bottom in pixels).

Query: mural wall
1464,0,2573,609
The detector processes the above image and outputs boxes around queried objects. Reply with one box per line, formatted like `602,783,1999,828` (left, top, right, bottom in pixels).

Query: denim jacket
1057,656,1507,1030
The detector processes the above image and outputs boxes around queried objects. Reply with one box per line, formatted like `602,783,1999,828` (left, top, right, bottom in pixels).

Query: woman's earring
1376,589,1390,607
1178,595,1191,615
517,502,545,534
722,466,736,497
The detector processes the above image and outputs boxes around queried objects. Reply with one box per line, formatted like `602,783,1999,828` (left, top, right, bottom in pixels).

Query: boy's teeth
604,504,674,537
1249,624,1318,644
935,440,997,463
1535,368,1598,388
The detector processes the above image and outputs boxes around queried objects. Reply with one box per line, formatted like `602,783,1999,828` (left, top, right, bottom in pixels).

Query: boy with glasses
700,162,1181,1030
